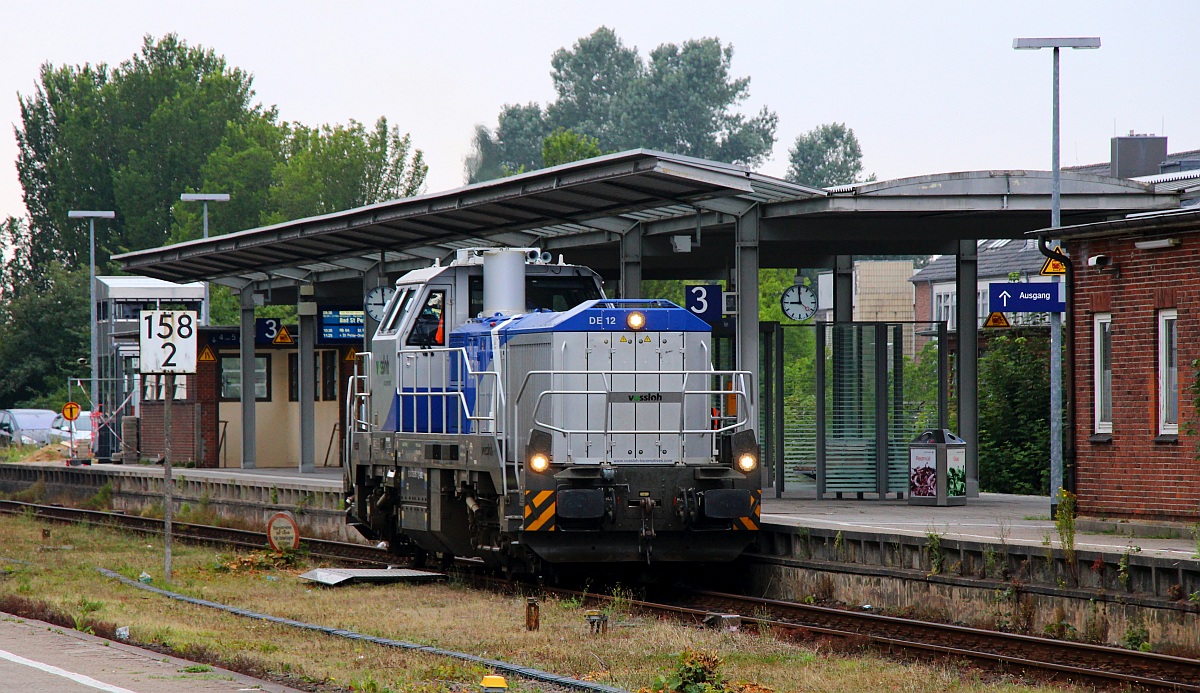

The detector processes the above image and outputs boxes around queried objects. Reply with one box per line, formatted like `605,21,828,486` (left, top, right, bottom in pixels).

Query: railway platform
0,611,302,692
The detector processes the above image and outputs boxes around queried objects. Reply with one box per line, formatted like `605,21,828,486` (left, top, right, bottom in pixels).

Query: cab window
379,288,414,335
406,290,446,347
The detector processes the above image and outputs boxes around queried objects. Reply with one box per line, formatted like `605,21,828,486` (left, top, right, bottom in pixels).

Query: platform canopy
117,154,1179,292
115,150,823,288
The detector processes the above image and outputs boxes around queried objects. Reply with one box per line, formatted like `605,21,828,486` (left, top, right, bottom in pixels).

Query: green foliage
542,128,603,168
924,528,945,575
0,262,89,407
1121,616,1150,651
1053,488,1077,581
650,649,725,693
786,122,875,188
977,334,1052,495
15,34,257,279
3,34,427,399
468,27,777,182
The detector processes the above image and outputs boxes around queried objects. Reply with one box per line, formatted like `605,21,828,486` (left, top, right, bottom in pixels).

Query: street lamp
180,193,230,324
1013,36,1100,515
67,209,116,436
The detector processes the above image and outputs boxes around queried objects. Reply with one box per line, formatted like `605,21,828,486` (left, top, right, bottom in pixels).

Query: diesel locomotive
344,248,759,572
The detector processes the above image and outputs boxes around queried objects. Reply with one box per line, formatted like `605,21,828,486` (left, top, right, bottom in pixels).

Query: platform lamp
1013,36,1100,516
180,192,230,325
68,209,116,439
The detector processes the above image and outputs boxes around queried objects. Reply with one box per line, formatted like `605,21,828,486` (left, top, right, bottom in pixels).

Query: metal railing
394,347,501,435
514,368,754,462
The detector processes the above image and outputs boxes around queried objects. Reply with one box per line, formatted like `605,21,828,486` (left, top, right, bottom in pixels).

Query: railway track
4,499,1198,690
549,586,1200,692
0,499,393,565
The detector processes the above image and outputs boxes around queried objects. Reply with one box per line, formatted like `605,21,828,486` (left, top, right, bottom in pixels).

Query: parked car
0,408,58,446
48,411,94,445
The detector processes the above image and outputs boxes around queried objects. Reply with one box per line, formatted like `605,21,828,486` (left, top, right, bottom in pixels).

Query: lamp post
1013,36,1100,515
68,210,116,444
180,193,229,325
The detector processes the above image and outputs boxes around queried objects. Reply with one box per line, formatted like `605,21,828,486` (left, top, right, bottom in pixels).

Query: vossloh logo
609,391,683,403
627,392,663,402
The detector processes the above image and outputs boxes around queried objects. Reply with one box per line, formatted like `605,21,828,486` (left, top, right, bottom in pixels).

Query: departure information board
319,307,364,343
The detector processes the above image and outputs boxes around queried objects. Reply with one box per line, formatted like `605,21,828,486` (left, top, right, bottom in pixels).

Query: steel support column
238,290,257,469
619,224,642,299
363,259,386,353
734,206,762,487
298,291,316,473
956,239,979,496
834,255,854,322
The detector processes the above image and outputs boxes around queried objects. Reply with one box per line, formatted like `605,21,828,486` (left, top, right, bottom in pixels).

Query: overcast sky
3,1,1198,226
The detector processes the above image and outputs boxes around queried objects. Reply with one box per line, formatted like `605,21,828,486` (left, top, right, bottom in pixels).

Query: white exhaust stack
482,249,526,316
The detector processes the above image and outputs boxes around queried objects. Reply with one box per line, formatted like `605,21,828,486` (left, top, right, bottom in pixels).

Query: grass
0,514,1088,693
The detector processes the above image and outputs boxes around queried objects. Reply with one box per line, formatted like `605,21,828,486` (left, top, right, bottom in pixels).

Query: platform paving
0,611,302,692
761,492,1199,562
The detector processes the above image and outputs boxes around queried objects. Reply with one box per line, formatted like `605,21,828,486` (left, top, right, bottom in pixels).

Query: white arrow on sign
998,290,1011,307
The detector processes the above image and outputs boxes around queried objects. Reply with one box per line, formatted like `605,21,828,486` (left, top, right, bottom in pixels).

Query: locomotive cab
345,248,759,571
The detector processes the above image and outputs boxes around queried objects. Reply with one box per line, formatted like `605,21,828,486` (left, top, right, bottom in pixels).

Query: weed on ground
0,513,1086,692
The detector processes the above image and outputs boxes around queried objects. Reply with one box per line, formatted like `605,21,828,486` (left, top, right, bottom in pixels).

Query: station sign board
140,310,198,374
318,306,364,344
988,282,1064,313
685,284,723,324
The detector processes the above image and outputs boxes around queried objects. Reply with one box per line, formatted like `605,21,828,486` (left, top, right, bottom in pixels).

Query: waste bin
908,429,966,506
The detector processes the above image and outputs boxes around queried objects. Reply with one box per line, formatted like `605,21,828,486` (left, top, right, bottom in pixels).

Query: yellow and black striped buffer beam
733,489,761,531
524,489,556,531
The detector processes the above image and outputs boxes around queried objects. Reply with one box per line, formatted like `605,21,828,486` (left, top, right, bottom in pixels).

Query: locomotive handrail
515,369,754,443
396,346,502,432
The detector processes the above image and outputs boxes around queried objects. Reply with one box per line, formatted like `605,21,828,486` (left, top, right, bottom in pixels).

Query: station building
1036,206,1200,523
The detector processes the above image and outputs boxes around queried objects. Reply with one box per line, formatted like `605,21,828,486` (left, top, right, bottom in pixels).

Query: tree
786,122,874,188
977,333,1052,495
542,128,603,168
15,34,259,280
2,34,431,402
465,104,549,183
0,263,89,407
467,27,777,182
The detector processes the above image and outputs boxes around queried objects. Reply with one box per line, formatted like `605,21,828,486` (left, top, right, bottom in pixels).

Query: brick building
1045,207,1200,522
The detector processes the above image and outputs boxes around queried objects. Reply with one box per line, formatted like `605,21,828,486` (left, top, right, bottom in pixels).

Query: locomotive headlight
529,452,550,473
736,452,758,473
626,311,646,330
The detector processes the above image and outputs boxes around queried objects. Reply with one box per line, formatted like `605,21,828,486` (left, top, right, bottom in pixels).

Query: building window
934,291,956,330
220,355,270,401
142,374,188,401
288,350,341,402
1159,310,1178,435
1093,313,1112,433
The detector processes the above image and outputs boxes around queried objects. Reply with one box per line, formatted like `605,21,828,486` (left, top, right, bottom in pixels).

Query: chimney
1110,133,1167,178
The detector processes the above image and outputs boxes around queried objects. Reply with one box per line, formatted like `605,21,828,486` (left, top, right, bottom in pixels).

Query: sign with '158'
140,311,198,374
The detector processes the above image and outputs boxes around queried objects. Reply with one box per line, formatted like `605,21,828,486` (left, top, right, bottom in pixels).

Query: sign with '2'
140,310,198,374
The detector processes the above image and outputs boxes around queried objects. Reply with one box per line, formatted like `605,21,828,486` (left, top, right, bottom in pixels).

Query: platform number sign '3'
140,311,199,374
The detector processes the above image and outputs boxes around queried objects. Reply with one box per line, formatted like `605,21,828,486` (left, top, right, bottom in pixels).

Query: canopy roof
115,150,823,286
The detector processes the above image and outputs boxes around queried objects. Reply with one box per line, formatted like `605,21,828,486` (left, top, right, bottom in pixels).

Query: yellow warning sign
619,336,630,343
62,401,81,421
1040,246,1067,275
198,345,216,362
272,325,295,345
344,347,358,362
640,336,651,343
984,312,1011,328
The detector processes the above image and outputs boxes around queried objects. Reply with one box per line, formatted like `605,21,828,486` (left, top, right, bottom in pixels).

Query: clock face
780,284,817,321
364,286,396,322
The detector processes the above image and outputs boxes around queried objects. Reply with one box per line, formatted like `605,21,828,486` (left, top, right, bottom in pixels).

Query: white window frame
1093,313,1112,434
934,290,956,330
1158,309,1179,435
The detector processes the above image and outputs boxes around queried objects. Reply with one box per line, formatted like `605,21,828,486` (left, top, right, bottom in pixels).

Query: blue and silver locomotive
345,248,759,571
